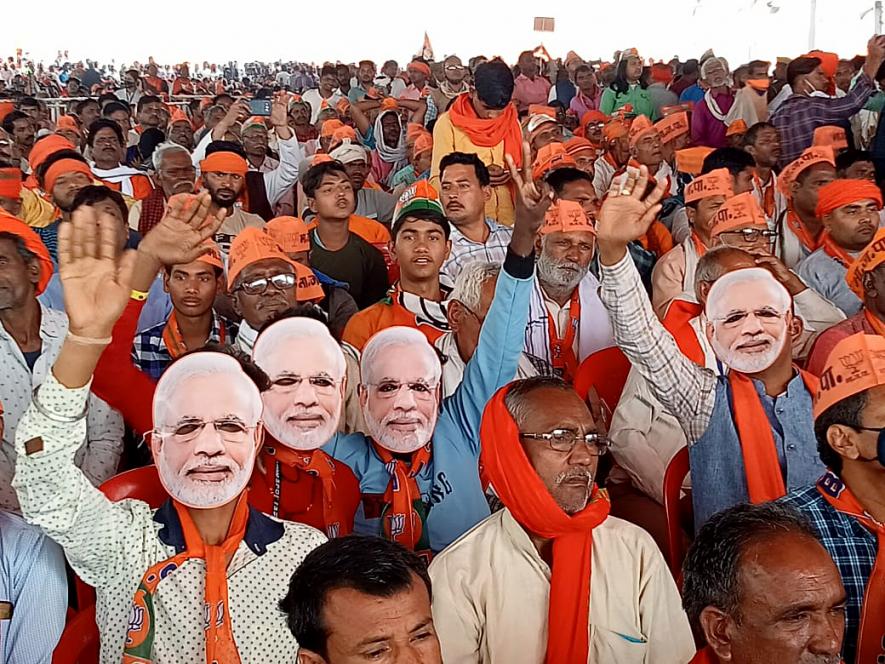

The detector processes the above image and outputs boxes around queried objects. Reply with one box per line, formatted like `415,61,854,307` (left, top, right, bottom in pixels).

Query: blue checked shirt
781,480,876,664
440,218,513,285
132,313,237,380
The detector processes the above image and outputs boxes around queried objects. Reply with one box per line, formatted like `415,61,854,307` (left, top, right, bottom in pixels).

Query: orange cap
55,115,81,136
711,192,768,236
265,216,311,254
242,116,268,133
0,210,53,294
28,135,75,174
330,125,357,146
227,226,299,289
564,136,595,157
336,98,351,115
380,98,399,111
805,50,838,78
406,122,428,143
0,167,22,199
813,333,885,418
532,142,578,181
195,242,224,270
603,117,631,141
846,227,885,298
684,168,734,204
655,112,689,144
812,125,848,151
168,107,190,126
540,199,595,236
413,132,433,157
675,146,715,176
628,115,658,148
199,151,248,176
320,119,345,138
293,262,325,302
528,104,557,119
778,146,836,197
725,119,748,137
44,159,92,193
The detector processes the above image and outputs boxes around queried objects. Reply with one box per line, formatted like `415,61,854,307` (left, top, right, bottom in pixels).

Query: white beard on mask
712,329,787,374
262,402,339,451
364,399,438,454
156,447,255,509
536,252,589,293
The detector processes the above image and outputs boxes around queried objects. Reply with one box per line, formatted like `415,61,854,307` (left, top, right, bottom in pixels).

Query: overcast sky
6,0,882,70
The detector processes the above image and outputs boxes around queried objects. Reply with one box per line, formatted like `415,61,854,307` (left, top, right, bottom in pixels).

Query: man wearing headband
342,182,452,351
781,333,885,664
797,179,883,316
683,502,846,664
431,59,522,226
32,149,94,261
429,377,694,663
323,155,545,555
776,146,837,268
597,166,825,529
329,141,397,223
13,205,325,662
0,163,22,217
743,122,787,226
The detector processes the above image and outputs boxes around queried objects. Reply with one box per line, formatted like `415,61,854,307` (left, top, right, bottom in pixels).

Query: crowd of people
1,35,885,664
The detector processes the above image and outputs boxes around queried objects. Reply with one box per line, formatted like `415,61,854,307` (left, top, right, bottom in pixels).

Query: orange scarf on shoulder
785,208,822,253
123,495,249,664
865,309,885,337
819,232,854,267
729,369,819,503
448,94,522,167
662,300,705,365
480,386,611,663
162,312,226,359
372,443,432,552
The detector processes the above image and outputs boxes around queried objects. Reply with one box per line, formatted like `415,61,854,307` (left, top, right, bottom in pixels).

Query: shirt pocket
589,624,649,664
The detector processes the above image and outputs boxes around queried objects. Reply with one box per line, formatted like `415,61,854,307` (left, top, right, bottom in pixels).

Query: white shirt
302,88,344,124
0,306,123,512
429,508,695,664
13,373,326,663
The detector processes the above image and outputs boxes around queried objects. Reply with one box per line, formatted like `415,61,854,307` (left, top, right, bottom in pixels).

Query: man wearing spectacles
429,376,694,663
430,55,469,114
781,333,885,664
797,179,883,317
709,192,779,257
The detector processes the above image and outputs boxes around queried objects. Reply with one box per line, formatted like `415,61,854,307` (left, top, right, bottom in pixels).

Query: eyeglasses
234,272,296,295
445,65,466,72
520,429,611,455
369,381,438,401
718,228,778,245
270,375,340,395
712,306,787,329
155,418,257,444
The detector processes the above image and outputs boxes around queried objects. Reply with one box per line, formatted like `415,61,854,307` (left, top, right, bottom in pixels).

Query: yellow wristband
130,289,149,301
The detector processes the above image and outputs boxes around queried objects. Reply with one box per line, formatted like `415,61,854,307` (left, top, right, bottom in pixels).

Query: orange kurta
342,299,446,351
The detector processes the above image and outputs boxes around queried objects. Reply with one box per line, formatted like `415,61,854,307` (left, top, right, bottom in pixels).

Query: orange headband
408,61,431,77
541,200,595,235
44,159,92,193
199,152,248,176
0,168,22,199
816,179,883,219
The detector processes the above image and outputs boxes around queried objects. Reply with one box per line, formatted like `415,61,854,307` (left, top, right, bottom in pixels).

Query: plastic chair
663,446,693,585
52,604,99,664
75,466,169,610
573,346,631,412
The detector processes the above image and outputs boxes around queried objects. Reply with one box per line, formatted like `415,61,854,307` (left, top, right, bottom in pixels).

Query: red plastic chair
52,604,99,664
75,467,169,610
663,446,693,585
573,346,631,412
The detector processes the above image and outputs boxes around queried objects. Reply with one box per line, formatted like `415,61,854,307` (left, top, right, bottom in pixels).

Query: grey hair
449,262,500,311
0,232,37,264
693,246,754,296
503,376,574,427
700,57,729,81
152,141,191,171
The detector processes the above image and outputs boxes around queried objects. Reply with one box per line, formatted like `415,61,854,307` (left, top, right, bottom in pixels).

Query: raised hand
595,165,666,265
753,254,806,296
58,205,138,339
505,140,554,256
139,192,226,267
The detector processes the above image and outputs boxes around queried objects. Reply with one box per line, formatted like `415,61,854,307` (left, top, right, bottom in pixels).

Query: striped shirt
132,312,237,380
440,218,512,285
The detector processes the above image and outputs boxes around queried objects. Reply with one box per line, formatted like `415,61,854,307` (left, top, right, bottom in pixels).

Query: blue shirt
323,249,534,553
679,83,705,105
797,248,862,317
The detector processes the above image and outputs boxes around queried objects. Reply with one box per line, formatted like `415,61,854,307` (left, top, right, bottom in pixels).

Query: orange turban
813,333,885,417
628,115,657,148
407,61,431,77
380,98,399,112
675,147,715,176
28,135,75,174
577,110,606,141
726,119,748,137
846,227,885,298
564,137,595,157
711,192,768,236
528,104,557,119
0,210,54,295
532,143,577,181
406,122,428,143
684,168,734,204
540,199,595,235
320,119,345,138
413,132,433,157
0,168,22,199
44,159,92,193
227,227,299,289
603,117,631,141
816,179,883,219
778,146,835,197
805,50,838,78
655,112,689,144
265,216,310,254
56,115,81,136
812,125,848,151
199,152,248,176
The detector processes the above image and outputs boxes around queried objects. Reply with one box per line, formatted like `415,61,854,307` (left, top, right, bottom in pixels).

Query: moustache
180,457,238,477
554,468,594,487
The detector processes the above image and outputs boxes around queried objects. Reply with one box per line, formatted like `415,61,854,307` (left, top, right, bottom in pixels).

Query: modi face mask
151,352,263,509
252,318,346,451
705,268,792,374
360,327,441,453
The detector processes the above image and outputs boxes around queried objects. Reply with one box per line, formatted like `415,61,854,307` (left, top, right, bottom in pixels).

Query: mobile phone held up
249,99,272,117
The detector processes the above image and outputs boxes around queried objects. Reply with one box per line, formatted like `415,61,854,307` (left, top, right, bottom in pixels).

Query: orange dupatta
372,443,432,552
480,386,611,663
545,289,581,382
819,233,854,267
448,94,523,168
122,495,249,664
865,309,885,337
729,369,819,503
662,300,705,365
785,208,822,253
162,311,226,359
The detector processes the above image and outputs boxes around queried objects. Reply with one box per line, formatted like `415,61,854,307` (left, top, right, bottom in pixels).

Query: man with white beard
249,317,362,537
595,166,824,530
523,199,615,380
12,204,325,663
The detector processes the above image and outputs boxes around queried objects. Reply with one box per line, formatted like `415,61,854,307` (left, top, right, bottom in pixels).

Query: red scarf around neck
372,442,432,552
662,300,705,365
545,288,581,382
162,311,224,359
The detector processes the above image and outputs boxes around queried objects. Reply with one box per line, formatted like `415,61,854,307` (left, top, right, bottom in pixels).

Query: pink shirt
513,74,551,113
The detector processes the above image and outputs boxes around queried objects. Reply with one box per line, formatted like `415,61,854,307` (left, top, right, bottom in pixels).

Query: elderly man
167,109,195,151
13,206,326,662
598,167,826,529
682,502,846,664
87,118,154,200
322,160,544,555
773,37,885,167
431,60,522,226
691,57,735,149
241,116,296,218
429,376,694,663
328,142,397,223
129,141,197,235
281,536,443,664
798,179,882,316
782,333,885,664
0,211,123,512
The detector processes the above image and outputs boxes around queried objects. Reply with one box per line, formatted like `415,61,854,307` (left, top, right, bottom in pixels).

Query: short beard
712,332,786,374
156,449,252,509
209,189,238,208
263,406,338,451
536,251,588,299
364,407,436,454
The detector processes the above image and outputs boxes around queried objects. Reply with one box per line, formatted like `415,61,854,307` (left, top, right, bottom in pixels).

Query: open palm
139,192,226,266
596,166,667,248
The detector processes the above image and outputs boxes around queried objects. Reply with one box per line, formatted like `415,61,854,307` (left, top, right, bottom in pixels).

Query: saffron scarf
448,94,523,167
662,300,705,365
372,443,432,551
123,495,249,664
785,208,821,253
754,173,776,219
817,470,885,664
865,309,885,337
819,232,854,267
728,369,819,503
479,386,610,663
162,311,226,359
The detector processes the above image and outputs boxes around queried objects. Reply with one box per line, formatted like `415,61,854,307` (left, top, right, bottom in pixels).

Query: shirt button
787,444,796,451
